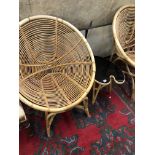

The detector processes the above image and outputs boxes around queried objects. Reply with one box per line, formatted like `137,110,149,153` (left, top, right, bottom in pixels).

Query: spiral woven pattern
113,5,135,67
19,15,95,112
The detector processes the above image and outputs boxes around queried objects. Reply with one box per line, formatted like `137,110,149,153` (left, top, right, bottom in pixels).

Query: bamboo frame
45,112,56,137
75,96,90,117
19,15,95,137
112,5,135,100
45,96,89,137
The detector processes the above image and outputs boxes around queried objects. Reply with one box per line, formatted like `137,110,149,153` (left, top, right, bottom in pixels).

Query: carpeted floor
20,80,135,155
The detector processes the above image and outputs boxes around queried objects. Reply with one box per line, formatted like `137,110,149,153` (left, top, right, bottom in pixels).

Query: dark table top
95,56,125,83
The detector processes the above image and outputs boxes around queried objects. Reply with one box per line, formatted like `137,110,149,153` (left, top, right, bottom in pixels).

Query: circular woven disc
19,15,95,113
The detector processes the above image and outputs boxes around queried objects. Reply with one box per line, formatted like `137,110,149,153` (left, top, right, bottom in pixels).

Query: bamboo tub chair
112,5,135,100
19,15,96,137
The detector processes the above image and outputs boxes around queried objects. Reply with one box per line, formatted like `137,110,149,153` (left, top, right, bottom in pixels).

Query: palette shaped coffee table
92,56,125,104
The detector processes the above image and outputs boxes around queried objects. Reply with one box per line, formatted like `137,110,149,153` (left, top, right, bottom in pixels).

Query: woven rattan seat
19,15,95,136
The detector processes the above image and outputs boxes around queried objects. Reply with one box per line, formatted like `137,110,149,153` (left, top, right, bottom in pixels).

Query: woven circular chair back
19,15,95,113
113,5,135,67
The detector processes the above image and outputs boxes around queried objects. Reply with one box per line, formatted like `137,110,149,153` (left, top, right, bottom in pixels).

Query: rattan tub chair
19,15,95,137
112,5,135,100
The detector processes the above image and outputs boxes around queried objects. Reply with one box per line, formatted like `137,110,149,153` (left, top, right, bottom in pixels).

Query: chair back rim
19,15,96,113
112,5,135,67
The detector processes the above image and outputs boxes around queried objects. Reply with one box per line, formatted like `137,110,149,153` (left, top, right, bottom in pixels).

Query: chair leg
125,64,135,100
75,97,90,117
45,112,56,137
83,97,90,117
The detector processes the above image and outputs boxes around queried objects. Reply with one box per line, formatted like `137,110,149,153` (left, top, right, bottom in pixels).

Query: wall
19,0,135,57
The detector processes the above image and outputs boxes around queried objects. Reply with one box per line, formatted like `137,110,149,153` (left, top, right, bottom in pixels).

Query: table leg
108,81,112,93
92,81,103,104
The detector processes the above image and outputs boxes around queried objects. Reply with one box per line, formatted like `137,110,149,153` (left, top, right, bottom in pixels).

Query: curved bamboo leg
83,97,90,117
123,71,135,100
125,64,135,100
45,112,56,137
75,97,90,117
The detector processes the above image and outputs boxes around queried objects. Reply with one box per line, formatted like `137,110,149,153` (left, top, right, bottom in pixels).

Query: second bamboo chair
112,5,135,100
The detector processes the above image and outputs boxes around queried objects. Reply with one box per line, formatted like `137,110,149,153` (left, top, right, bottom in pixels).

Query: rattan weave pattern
113,5,135,67
19,15,95,113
